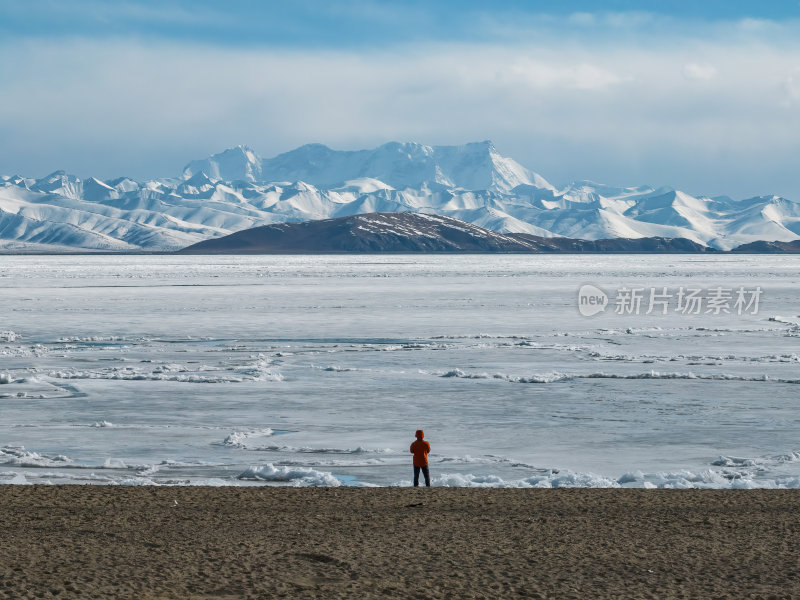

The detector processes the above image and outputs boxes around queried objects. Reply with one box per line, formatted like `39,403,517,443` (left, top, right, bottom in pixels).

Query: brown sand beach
1,486,798,599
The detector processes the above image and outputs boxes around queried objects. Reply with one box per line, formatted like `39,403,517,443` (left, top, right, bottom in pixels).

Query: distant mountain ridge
182,142,552,193
179,212,715,254
731,239,800,253
2,141,800,252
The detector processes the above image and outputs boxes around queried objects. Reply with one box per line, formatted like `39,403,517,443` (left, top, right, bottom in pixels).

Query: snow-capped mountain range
1,141,799,252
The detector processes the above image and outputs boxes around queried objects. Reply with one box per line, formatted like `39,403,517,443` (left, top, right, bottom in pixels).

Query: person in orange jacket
410,429,431,487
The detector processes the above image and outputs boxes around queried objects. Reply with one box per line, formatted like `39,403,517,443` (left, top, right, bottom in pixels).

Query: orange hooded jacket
410,430,430,467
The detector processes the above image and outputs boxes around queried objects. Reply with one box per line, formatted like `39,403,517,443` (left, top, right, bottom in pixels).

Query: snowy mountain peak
177,171,219,196
81,177,119,202
106,177,140,193
376,140,433,155
240,140,552,193
184,171,217,185
31,170,82,198
182,145,262,182
40,169,67,179
35,170,71,187
86,177,114,190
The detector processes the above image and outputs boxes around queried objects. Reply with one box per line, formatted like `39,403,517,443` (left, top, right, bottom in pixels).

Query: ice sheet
1,254,800,487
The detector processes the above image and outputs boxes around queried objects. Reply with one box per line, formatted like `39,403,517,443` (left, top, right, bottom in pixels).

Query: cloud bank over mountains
1,3,800,200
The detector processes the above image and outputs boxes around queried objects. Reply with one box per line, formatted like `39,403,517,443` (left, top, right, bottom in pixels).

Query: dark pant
413,466,430,487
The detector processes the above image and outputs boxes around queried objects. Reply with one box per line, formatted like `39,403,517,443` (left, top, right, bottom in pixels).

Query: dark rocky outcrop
179,212,716,254
730,240,800,253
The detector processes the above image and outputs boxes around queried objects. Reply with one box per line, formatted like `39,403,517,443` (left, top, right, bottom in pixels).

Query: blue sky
3,1,800,46
2,1,800,198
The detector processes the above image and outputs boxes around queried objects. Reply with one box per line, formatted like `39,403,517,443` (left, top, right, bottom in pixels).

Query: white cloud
498,59,623,90
0,36,799,199
682,63,717,80
567,12,596,26
782,70,800,106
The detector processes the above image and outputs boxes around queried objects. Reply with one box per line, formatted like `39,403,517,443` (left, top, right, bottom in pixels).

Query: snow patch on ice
436,368,800,384
235,358,284,382
425,470,619,488
238,443,393,454
768,315,800,327
221,428,275,448
113,477,161,486
643,469,746,489
281,458,386,467
711,450,800,472
0,331,19,342
0,445,72,467
48,367,247,384
438,368,570,383
396,465,800,489
237,464,342,486
10,471,117,484
3,472,29,485
102,458,132,469
437,454,535,468
55,335,152,343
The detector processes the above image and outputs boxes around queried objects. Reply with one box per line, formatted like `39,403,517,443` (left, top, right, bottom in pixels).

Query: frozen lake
1,254,800,487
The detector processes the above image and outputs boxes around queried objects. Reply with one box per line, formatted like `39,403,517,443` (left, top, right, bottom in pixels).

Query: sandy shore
1,487,798,599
